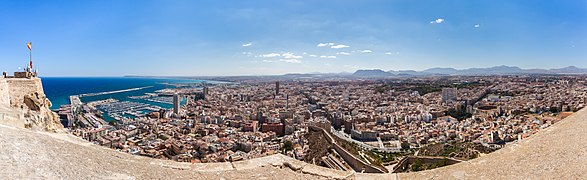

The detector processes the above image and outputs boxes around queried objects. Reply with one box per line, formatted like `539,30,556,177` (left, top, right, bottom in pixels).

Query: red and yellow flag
27,42,32,51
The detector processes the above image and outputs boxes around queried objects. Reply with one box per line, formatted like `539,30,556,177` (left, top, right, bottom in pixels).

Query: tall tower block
173,93,180,115
275,81,280,95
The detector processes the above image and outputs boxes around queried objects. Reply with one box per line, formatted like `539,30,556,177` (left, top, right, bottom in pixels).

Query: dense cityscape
61,75,587,172
1,0,586,179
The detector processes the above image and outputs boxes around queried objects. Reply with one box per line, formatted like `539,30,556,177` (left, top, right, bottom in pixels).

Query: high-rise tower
173,93,180,115
275,81,280,95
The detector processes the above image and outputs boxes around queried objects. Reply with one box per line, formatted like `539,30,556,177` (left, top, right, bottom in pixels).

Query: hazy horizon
31,64,587,78
1,0,586,76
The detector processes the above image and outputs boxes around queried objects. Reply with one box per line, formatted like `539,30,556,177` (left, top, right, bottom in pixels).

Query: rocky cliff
0,77,63,132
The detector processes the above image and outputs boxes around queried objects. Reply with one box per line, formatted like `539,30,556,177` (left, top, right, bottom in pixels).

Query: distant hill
549,66,587,74
353,69,393,77
422,68,459,75
458,65,523,75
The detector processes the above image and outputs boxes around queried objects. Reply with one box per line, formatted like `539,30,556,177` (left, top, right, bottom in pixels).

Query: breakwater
78,86,153,97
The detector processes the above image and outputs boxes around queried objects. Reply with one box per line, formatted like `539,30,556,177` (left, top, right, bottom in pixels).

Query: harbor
61,80,204,128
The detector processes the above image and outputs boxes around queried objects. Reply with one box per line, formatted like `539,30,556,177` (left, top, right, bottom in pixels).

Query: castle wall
0,79,10,107
392,156,462,173
309,125,388,173
5,78,45,108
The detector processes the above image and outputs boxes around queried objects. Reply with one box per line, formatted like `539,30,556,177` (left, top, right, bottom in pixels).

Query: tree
283,140,293,151
435,158,448,167
411,159,423,172
401,142,410,149
108,120,118,126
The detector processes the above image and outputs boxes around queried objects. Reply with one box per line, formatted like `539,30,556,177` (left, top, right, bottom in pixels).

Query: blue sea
41,77,207,111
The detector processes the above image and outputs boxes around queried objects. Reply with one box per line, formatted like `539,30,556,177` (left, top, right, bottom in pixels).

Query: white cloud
343,64,360,69
317,42,334,47
331,44,350,49
430,18,444,24
320,55,336,59
261,58,302,63
474,24,480,28
336,52,351,55
282,52,303,59
260,53,281,58
242,42,253,47
278,59,302,63
242,52,253,56
384,52,392,55
309,54,318,57
360,50,372,53
318,42,350,49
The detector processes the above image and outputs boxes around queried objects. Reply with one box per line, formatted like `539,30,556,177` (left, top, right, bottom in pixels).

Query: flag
27,42,32,51
30,59,33,69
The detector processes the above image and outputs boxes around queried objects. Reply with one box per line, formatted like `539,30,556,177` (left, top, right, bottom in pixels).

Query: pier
70,95,82,106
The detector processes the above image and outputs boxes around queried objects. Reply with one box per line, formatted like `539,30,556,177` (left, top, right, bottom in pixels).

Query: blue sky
0,0,585,76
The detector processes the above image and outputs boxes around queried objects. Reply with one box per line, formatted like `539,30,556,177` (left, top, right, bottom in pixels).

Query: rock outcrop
23,92,49,111
21,92,63,132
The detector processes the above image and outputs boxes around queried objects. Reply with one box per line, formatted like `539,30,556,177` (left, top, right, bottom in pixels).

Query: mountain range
127,66,587,81
352,66,587,77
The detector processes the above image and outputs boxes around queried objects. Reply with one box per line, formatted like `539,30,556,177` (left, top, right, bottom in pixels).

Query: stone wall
0,79,10,107
309,125,388,173
392,156,462,173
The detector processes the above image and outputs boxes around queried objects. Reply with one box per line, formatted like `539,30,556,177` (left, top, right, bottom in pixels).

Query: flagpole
30,48,32,69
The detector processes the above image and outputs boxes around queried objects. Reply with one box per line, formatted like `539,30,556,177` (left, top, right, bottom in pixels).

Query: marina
129,94,175,105
97,101,160,114
64,82,198,124
144,96,175,105
67,85,167,123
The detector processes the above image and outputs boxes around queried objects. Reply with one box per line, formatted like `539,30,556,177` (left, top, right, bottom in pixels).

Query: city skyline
1,0,586,76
